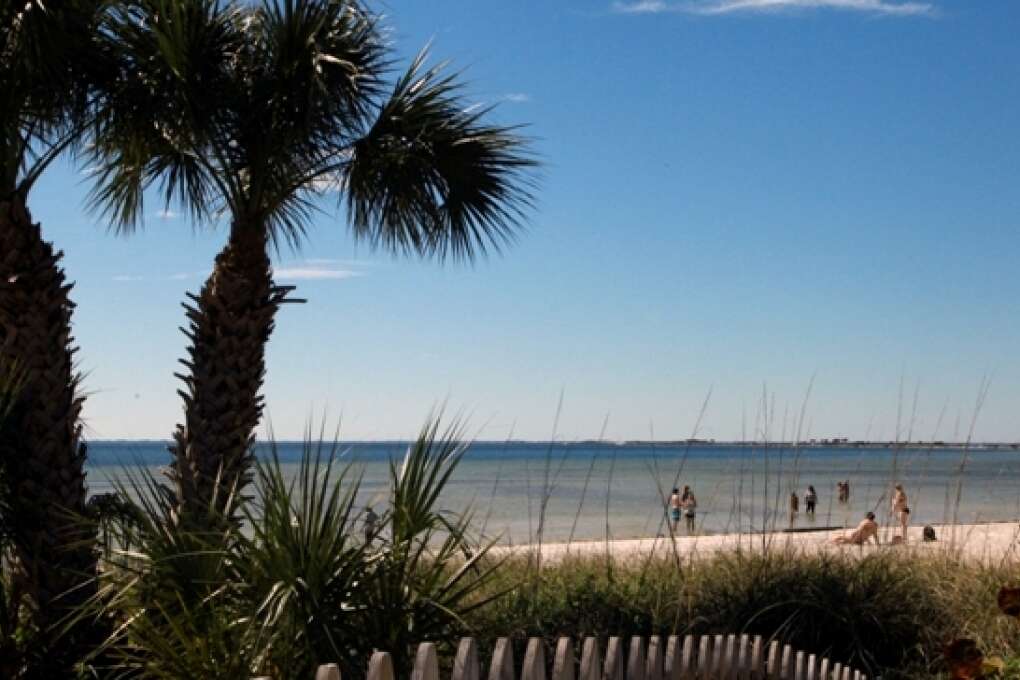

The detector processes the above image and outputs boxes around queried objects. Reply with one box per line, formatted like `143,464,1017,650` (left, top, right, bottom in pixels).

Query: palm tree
0,0,104,667
91,0,535,528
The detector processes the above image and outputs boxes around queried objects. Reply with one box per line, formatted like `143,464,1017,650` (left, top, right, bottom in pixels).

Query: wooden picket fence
290,634,868,680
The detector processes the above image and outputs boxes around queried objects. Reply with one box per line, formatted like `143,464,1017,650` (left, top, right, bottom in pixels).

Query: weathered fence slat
524,638,547,680
553,637,576,680
750,636,764,680
680,635,695,680
368,652,395,680
605,637,625,680
454,638,480,680
766,641,780,680
725,635,738,679
712,635,726,679
315,664,341,680
413,642,439,680
664,635,682,680
308,634,867,680
581,637,602,680
646,635,663,680
780,645,793,680
736,635,750,680
489,638,515,680
628,636,647,680
698,636,711,680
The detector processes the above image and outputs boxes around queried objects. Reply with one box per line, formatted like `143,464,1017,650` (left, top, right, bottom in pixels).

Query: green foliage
354,419,506,676
91,417,502,680
470,550,1011,678
229,438,368,678
90,0,536,258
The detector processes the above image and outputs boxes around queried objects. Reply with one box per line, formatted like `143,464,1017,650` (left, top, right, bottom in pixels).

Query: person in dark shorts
805,485,818,518
681,486,697,533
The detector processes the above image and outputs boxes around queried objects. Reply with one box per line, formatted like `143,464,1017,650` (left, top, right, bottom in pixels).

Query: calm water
85,441,1020,544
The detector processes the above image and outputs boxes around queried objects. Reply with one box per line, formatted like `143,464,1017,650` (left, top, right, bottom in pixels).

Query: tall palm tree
0,0,104,666
92,0,535,528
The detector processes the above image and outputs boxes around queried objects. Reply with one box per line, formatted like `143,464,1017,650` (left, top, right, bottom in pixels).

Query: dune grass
466,549,1020,679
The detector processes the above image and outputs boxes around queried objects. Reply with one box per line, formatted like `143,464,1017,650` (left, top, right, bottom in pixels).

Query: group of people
788,485,820,520
833,483,912,546
788,480,854,522
668,486,698,532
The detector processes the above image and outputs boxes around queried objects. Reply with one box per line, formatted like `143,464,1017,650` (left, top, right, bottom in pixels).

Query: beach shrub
90,417,500,680
681,551,948,675
468,549,979,678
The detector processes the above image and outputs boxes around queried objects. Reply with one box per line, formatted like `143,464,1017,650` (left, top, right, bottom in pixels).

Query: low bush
468,549,1020,678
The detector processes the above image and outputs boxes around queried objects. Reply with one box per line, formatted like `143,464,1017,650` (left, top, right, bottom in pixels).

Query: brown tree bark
0,195,97,675
168,223,293,528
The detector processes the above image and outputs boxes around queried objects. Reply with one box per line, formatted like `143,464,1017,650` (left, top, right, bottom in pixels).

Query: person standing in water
805,485,818,519
892,483,910,542
363,506,379,544
681,486,697,533
669,487,682,531
789,491,799,524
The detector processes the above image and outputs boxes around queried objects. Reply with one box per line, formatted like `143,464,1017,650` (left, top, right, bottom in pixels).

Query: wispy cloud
112,274,145,282
613,0,668,12
155,209,179,220
503,93,532,103
612,0,934,16
275,260,364,281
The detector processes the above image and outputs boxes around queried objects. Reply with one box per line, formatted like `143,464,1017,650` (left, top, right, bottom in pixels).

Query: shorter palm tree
91,0,536,529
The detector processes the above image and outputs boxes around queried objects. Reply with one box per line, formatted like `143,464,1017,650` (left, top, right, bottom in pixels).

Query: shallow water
86,441,1020,543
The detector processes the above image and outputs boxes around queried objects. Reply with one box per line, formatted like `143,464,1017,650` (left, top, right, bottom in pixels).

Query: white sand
494,521,1020,564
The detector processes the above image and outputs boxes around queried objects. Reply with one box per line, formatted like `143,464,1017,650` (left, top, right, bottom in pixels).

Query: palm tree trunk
168,223,292,527
0,195,97,671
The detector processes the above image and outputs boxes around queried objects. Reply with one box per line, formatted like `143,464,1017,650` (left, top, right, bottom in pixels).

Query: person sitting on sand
669,487,682,530
833,512,879,545
681,486,697,533
892,483,910,541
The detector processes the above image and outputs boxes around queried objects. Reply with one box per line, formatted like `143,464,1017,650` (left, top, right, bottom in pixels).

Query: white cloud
503,93,532,103
168,272,193,281
613,0,668,12
612,0,934,15
155,209,179,219
274,265,362,281
112,275,144,282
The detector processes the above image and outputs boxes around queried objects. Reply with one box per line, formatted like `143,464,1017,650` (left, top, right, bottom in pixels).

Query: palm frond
1,0,105,193
87,0,245,232
344,50,538,262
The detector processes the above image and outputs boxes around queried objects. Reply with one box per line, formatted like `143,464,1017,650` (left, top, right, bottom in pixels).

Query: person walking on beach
669,487,682,531
844,480,851,503
681,486,697,533
836,481,846,503
892,483,910,542
789,491,799,524
805,485,818,518
833,512,879,545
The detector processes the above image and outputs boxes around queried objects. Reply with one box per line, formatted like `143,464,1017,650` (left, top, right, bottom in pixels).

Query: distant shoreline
84,439,1020,450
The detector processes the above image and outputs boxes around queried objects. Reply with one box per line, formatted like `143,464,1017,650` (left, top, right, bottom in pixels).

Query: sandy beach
495,521,1020,564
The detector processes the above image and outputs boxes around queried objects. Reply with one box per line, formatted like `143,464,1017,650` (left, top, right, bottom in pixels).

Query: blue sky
31,0,1020,441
